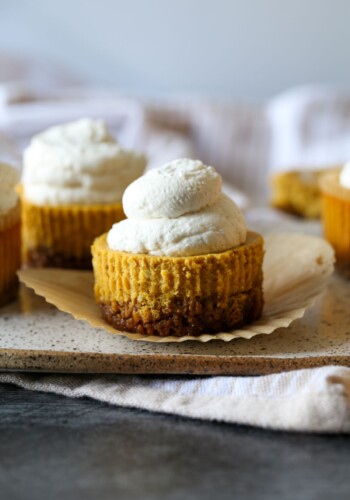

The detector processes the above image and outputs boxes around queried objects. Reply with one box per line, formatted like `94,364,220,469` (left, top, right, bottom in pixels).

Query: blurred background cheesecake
271,167,340,219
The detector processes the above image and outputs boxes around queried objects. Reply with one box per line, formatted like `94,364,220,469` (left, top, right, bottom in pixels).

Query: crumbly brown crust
92,231,264,337
25,246,93,270
0,281,19,307
0,218,21,306
99,285,263,337
334,260,350,279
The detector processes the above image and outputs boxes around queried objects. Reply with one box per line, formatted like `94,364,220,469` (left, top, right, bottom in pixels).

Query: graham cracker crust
0,281,18,307
25,247,93,270
99,286,264,337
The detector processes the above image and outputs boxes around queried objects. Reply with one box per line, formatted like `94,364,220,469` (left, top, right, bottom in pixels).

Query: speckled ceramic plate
17,233,334,343
1,223,349,374
0,272,350,375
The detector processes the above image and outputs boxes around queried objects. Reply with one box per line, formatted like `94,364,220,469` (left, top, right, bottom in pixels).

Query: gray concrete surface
0,383,349,500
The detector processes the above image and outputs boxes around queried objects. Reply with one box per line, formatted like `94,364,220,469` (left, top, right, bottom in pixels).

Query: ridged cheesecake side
19,186,125,269
92,231,264,337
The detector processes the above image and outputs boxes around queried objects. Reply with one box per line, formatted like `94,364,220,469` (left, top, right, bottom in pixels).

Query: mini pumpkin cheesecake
271,168,338,219
0,163,21,306
320,164,350,277
92,159,264,337
19,118,146,269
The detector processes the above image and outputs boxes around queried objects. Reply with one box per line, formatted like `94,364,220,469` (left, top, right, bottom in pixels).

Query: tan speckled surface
0,273,349,375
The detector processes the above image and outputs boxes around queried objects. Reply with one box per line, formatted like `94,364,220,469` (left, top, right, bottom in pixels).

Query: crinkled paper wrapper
18,233,334,343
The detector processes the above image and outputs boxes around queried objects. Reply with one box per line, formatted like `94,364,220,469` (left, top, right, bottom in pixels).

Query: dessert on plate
92,159,264,337
19,118,146,269
271,168,337,219
320,162,350,276
0,163,21,306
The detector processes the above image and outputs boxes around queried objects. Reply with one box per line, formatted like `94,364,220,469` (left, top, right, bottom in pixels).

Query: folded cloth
1,366,350,433
3,80,350,203
267,86,350,171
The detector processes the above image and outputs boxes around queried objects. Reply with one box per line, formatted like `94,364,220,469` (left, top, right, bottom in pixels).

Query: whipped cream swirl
0,163,19,214
107,159,247,257
339,161,350,189
22,118,146,206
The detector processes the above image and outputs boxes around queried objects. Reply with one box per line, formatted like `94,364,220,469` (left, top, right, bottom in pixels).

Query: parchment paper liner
18,233,334,343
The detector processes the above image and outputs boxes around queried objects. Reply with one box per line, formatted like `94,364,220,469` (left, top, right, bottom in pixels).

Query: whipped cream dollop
107,159,247,257
339,161,350,189
0,163,19,214
22,118,146,205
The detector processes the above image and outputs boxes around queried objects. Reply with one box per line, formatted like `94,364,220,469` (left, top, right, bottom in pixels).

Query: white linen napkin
1,366,349,433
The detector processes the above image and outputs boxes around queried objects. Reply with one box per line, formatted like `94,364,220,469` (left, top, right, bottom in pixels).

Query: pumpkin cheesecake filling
20,190,124,268
93,231,263,336
92,159,264,337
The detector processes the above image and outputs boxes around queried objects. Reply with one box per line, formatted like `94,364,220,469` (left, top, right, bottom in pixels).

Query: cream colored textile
3,85,350,205
1,366,349,433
